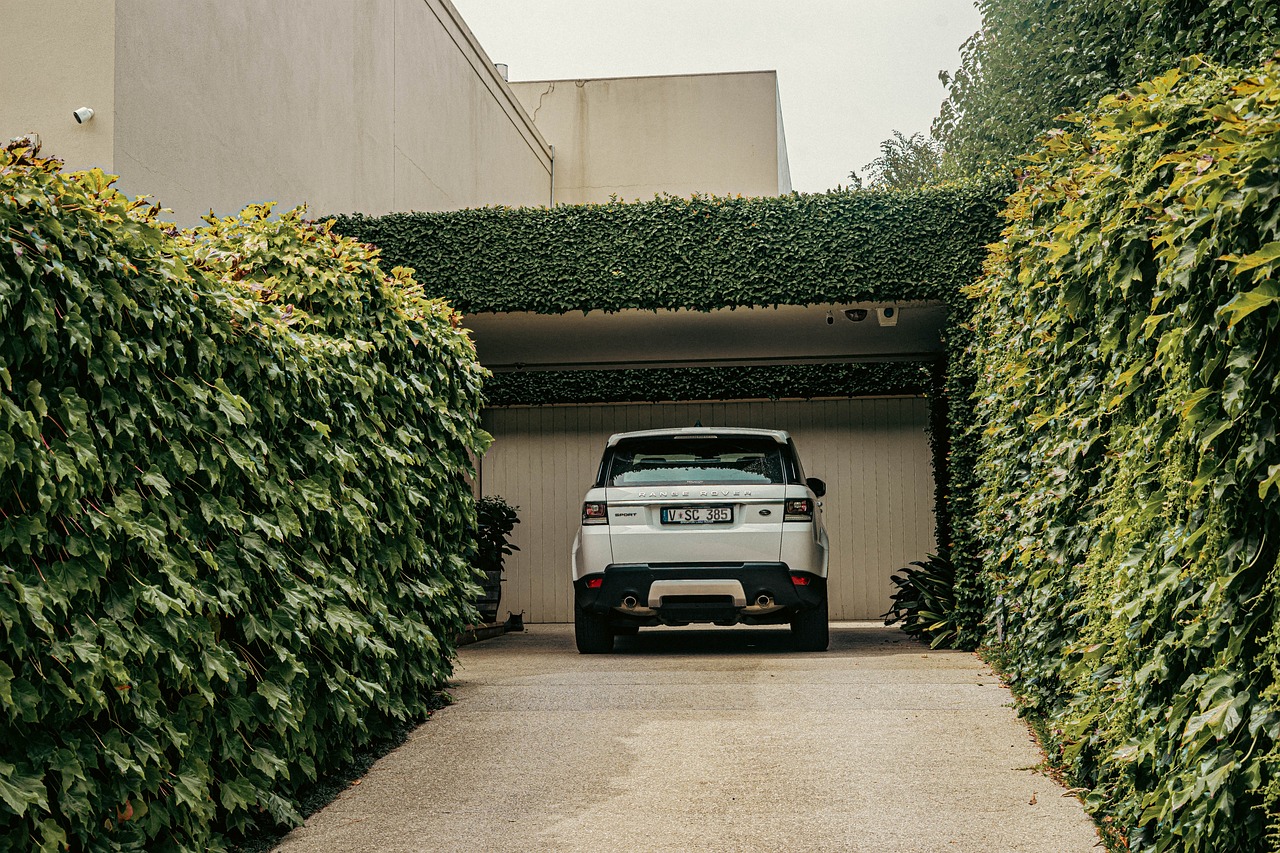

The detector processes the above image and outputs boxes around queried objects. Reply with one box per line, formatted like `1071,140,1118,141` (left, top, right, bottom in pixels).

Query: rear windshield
605,437,787,486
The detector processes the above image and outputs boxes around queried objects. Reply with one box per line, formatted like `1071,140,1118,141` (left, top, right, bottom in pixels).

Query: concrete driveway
275,623,1100,853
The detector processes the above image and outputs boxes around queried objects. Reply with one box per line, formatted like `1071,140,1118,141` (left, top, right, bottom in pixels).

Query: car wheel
575,604,615,654
791,594,829,652
613,624,639,636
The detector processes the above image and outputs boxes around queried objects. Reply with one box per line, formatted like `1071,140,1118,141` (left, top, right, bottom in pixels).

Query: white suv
571,427,830,653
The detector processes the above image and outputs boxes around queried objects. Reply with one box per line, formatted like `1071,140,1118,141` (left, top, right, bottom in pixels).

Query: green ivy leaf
1219,280,1280,328
0,761,49,816
1222,242,1280,275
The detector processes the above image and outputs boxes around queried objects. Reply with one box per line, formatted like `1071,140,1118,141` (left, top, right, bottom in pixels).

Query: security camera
843,308,868,322
825,310,834,325
72,107,95,124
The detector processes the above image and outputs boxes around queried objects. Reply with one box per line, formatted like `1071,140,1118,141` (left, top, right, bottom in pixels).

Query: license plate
661,505,733,525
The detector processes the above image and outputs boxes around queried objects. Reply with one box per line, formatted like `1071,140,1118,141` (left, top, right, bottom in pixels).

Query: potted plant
474,495,520,624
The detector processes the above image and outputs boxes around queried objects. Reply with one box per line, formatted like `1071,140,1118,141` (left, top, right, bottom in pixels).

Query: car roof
605,427,791,447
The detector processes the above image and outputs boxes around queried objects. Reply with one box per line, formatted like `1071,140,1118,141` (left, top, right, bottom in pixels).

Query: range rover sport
571,427,830,653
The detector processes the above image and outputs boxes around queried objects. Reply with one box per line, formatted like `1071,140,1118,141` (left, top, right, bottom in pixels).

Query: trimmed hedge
333,183,1009,644
330,185,1004,314
0,147,489,850
483,362,932,407
970,59,1280,850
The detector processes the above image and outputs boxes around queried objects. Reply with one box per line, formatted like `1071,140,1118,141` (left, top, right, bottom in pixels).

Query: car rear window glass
606,437,786,486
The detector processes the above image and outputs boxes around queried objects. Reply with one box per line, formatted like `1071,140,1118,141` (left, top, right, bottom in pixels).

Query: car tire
613,624,639,636
791,594,829,652
575,604,615,654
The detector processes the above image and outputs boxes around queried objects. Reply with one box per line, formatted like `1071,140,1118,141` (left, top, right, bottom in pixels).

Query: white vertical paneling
480,396,936,622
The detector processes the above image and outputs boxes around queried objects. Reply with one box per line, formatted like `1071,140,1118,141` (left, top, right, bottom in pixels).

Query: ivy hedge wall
970,59,1280,851
333,183,1009,643
330,185,1002,313
0,147,489,850
483,362,931,407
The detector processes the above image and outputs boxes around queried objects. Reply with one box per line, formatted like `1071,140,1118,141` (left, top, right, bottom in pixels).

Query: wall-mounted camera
72,107,95,124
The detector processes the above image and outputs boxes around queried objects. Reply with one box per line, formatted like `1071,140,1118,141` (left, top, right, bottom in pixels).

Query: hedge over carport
332,181,1009,644
331,185,1004,314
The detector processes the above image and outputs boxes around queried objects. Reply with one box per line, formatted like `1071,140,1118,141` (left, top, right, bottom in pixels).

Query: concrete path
275,623,1101,853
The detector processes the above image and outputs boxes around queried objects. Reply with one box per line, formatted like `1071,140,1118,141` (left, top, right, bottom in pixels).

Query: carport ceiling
464,302,946,371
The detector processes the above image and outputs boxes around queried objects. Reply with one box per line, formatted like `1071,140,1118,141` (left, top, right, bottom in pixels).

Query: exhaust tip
756,594,773,608
622,595,639,609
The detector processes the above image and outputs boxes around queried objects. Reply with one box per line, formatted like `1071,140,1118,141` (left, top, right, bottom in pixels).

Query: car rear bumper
575,562,826,626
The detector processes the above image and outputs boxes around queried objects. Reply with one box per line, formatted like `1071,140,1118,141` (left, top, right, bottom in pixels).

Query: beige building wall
509,71,792,205
2,0,552,224
480,397,935,623
111,0,551,224
0,0,116,171
4,6,793,220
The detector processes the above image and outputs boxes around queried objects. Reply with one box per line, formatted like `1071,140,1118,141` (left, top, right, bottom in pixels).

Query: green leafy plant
969,58,1280,851
472,496,520,623
882,552,959,648
484,362,931,406
934,0,1280,174
329,183,1005,314
0,144,489,851
857,131,947,190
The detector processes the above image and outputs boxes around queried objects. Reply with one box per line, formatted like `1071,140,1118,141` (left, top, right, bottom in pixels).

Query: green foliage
0,145,489,850
936,0,1280,174
858,131,946,191
882,552,959,648
472,496,519,623
484,362,932,407
474,497,520,578
329,184,1005,314
970,59,1280,850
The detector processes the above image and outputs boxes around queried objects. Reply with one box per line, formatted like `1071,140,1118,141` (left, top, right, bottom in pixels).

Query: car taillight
784,498,813,522
790,574,811,586
582,502,609,525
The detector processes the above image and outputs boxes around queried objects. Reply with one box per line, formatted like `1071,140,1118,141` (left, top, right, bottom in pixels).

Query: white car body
571,427,831,653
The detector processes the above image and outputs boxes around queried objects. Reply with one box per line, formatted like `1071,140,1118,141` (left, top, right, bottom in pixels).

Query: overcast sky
450,0,983,193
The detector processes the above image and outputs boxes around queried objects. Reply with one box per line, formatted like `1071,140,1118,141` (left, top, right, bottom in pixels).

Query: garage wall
479,397,936,623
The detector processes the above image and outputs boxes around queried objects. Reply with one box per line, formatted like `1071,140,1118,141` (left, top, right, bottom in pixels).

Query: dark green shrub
483,362,931,406
329,184,1004,314
935,0,1280,174
882,552,959,649
0,145,488,850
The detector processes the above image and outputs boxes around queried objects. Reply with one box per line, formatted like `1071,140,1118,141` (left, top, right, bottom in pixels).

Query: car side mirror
805,477,826,498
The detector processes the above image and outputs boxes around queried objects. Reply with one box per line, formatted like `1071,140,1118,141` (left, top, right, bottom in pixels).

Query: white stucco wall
509,71,791,205
103,0,551,223
0,0,116,171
